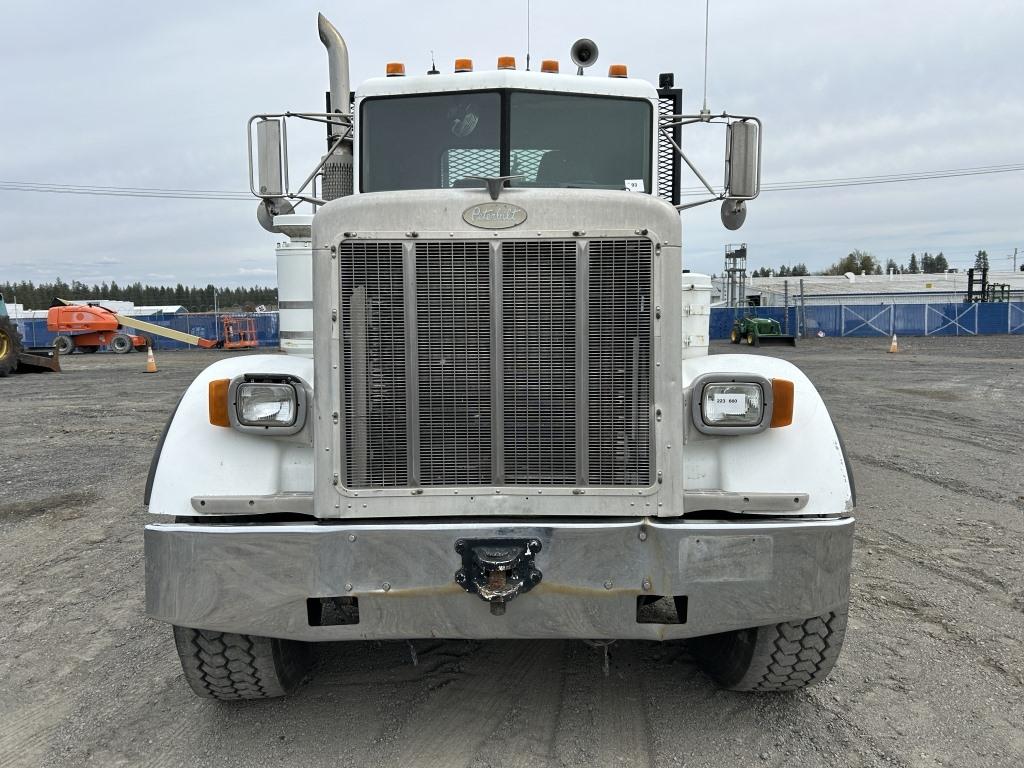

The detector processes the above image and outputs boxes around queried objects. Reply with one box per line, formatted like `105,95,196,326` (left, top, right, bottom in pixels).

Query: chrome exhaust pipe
317,13,350,139
317,12,354,199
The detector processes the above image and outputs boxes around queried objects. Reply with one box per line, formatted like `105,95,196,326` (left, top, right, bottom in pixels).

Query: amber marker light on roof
497,56,516,70
385,62,406,77
770,379,795,428
608,64,628,78
454,58,473,72
541,59,559,73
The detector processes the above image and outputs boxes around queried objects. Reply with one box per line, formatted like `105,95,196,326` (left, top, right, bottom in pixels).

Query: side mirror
256,119,285,198
725,120,760,199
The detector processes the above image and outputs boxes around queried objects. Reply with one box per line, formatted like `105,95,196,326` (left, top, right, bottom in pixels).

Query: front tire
689,608,848,691
730,327,741,344
110,334,133,354
53,334,75,355
172,626,312,700
0,317,24,377
746,332,755,346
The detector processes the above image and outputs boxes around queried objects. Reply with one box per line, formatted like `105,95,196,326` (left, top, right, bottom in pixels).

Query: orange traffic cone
888,334,898,353
145,346,158,373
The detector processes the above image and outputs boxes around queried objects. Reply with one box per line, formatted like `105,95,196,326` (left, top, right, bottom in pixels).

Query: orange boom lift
47,299,220,354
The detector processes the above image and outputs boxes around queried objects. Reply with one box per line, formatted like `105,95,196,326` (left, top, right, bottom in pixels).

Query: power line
680,162,1024,196
3,161,1024,202
0,180,250,201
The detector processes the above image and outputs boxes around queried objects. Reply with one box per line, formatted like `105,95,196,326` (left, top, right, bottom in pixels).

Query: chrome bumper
144,517,853,642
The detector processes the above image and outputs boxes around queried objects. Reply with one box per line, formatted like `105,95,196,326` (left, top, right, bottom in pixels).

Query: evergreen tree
974,250,989,270
908,253,920,273
933,253,948,272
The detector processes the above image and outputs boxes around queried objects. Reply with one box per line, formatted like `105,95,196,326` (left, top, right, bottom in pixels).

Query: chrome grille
502,241,577,485
415,242,492,485
339,237,653,489
588,239,653,485
339,241,407,487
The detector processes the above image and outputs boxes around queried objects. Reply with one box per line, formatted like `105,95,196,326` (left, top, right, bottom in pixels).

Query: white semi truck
145,14,855,699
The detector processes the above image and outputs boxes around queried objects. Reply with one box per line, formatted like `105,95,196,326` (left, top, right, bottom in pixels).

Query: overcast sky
1,0,1022,293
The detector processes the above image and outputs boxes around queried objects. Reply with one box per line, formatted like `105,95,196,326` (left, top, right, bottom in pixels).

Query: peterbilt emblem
462,202,528,229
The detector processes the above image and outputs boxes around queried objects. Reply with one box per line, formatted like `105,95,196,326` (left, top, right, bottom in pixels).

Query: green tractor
730,315,797,347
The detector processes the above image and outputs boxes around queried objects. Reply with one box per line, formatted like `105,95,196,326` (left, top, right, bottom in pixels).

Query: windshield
359,90,652,194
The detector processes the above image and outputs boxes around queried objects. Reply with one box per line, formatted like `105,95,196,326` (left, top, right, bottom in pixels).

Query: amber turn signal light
770,379,794,428
541,59,559,73
208,378,231,427
497,55,516,70
386,62,406,77
454,58,473,73
608,64,628,78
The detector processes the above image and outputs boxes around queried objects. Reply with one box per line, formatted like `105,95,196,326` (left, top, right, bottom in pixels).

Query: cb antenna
526,0,532,71
428,50,439,75
700,0,711,118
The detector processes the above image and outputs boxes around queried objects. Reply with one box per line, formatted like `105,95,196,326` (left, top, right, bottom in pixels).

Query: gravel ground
0,337,1021,768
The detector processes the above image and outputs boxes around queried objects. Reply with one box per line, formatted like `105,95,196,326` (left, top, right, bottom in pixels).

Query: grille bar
415,241,493,485
587,239,653,485
339,241,408,488
501,241,577,485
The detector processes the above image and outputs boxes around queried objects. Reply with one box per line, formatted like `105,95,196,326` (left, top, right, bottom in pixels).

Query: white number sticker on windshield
624,179,645,192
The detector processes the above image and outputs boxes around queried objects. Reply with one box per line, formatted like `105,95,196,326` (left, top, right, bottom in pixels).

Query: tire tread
172,626,310,701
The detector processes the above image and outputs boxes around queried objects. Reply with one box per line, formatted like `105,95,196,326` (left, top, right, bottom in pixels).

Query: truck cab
145,15,854,700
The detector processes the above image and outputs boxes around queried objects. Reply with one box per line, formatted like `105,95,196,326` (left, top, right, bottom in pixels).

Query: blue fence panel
1011,302,1024,334
802,305,840,337
840,304,893,336
924,302,976,336
892,304,926,336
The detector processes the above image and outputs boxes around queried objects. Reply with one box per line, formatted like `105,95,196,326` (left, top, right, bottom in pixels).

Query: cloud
0,0,1021,284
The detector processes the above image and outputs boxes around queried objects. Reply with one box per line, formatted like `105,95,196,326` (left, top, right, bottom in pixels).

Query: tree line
752,249,1000,278
0,279,278,313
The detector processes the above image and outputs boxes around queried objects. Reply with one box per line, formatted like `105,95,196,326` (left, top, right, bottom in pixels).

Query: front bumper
144,516,853,642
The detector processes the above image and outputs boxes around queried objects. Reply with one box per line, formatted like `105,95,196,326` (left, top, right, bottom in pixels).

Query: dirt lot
1,337,1021,768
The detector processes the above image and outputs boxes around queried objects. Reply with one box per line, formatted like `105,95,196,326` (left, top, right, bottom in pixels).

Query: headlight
702,383,763,426
691,375,773,434
236,382,297,427
220,375,308,435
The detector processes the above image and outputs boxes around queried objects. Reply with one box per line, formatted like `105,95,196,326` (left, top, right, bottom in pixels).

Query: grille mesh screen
339,241,407,487
588,239,653,485
339,238,653,489
502,241,577,485
415,242,493,485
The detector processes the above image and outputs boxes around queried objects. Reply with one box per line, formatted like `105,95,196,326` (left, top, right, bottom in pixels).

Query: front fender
682,354,853,516
146,355,315,517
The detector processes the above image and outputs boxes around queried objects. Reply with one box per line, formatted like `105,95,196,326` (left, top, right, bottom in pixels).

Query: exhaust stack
317,13,354,199
318,13,350,140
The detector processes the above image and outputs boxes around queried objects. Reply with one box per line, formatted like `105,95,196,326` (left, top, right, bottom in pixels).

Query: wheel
0,317,24,377
110,334,133,354
730,327,740,344
172,625,312,700
745,332,755,345
689,607,848,691
53,334,75,355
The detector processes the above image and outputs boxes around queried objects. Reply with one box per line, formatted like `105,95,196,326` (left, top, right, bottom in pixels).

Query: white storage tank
273,214,314,356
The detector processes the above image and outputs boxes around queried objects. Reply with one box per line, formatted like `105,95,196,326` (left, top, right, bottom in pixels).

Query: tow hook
454,538,542,615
